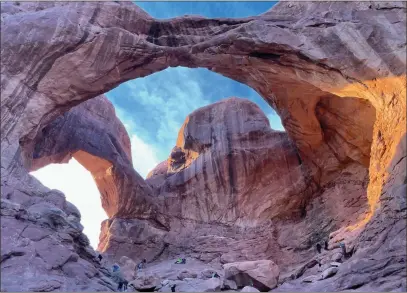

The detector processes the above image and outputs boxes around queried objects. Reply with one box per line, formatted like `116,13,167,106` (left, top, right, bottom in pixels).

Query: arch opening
105,66,285,179
30,157,106,249
7,0,390,247
1,2,405,291
24,66,287,251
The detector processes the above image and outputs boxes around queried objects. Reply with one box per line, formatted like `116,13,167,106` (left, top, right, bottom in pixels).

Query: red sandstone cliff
1,1,405,291
146,97,314,224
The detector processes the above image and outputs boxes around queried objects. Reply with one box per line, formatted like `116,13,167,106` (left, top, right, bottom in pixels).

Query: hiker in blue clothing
111,264,128,292
136,259,147,272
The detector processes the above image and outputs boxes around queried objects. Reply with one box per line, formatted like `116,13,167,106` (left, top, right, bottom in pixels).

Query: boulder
223,260,280,291
200,269,220,280
130,275,161,291
320,267,338,280
223,279,238,290
302,275,318,283
176,278,222,292
178,270,198,280
118,256,137,281
331,252,343,262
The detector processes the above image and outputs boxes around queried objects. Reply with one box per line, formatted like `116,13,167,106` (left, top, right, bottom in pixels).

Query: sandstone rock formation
97,98,378,290
0,189,118,291
147,98,314,225
25,95,156,219
1,1,406,292
223,260,280,291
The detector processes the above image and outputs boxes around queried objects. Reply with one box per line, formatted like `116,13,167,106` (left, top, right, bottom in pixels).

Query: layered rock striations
1,1,406,292
146,98,314,225
0,186,119,291
99,98,372,280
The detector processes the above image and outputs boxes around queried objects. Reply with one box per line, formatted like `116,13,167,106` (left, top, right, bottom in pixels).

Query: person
98,254,103,262
170,284,176,292
339,242,353,259
175,258,185,264
122,280,128,292
212,272,220,278
339,242,346,257
316,243,322,254
111,264,127,292
136,259,147,272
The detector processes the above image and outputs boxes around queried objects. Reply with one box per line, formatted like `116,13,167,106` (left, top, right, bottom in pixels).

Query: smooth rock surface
224,260,280,291
147,98,312,225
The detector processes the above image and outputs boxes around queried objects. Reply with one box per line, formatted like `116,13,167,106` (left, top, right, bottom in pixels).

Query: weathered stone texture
1,1,405,291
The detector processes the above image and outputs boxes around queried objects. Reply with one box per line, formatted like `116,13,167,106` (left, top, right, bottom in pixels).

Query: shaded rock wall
24,95,156,219
0,187,118,291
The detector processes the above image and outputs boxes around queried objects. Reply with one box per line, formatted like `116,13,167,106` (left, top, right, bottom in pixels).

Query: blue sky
106,1,283,178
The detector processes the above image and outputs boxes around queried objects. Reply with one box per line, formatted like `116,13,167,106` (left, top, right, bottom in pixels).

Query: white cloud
130,133,160,178
30,159,107,250
123,67,211,147
112,105,162,178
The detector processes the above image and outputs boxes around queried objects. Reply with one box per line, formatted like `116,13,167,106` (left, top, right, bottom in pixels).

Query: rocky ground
1,1,406,292
97,239,371,292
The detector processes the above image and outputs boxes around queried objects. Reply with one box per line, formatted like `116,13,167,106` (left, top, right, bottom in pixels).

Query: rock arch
1,1,406,291
25,95,155,219
2,2,405,214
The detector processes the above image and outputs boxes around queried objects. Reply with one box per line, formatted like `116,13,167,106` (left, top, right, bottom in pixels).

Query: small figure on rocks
339,242,346,257
339,242,353,259
316,243,322,254
170,284,176,292
175,258,186,264
98,254,103,262
136,259,147,272
212,272,220,278
111,264,128,292
121,280,128,292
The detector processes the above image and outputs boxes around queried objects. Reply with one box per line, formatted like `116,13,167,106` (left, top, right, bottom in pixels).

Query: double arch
1,1,405,222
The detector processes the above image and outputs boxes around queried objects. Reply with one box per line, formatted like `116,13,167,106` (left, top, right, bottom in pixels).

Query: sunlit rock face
147,97,314,225
1,1,406,292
